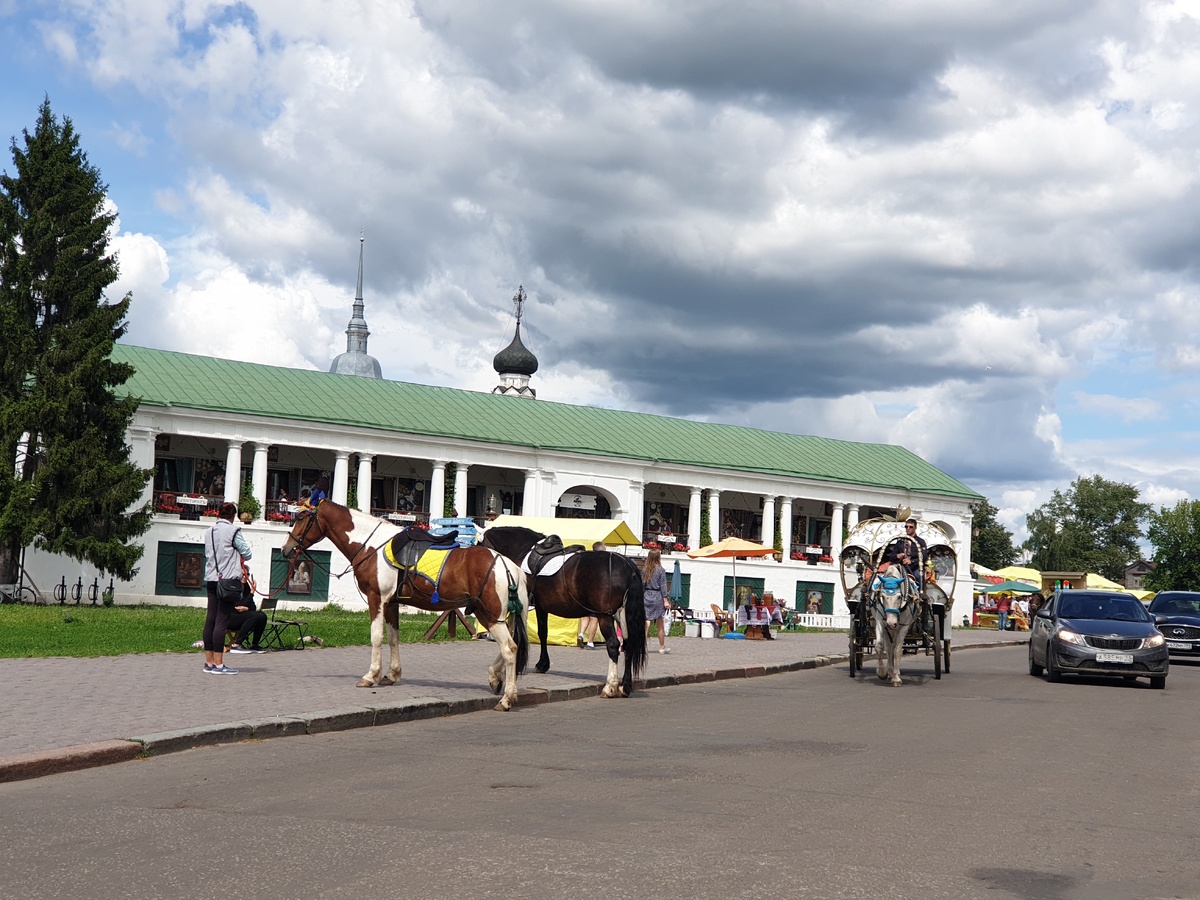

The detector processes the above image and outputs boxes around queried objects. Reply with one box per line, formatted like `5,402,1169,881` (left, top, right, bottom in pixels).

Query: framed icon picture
287,560,313,595
175,551,204,589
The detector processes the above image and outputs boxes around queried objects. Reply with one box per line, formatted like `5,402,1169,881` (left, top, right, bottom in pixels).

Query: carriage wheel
942,612,951,673
848,623,859,677
933,614,943,680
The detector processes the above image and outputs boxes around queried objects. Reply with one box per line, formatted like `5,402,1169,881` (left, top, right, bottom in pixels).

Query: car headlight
1056,628,1088,646
1143,633,1165,648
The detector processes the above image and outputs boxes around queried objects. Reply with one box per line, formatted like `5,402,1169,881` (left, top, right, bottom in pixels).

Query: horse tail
501,558,530,675
622,563,648,680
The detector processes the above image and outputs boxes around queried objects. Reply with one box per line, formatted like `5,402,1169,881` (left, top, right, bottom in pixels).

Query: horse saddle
522,534,585,577
385,527,459,570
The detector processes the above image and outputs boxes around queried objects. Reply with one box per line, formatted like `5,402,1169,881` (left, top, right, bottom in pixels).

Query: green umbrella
979,580,1039,593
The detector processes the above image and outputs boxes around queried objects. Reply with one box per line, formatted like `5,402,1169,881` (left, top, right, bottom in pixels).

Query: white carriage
839,517,957,681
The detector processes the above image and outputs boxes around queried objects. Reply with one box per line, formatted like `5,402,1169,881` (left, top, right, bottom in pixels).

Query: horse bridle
289,505,387,580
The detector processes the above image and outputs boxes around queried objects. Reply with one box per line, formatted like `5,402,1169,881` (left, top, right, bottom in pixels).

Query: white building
22,343,981,618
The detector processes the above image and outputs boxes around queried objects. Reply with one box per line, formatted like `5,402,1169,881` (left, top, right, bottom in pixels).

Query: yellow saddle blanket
383,544,452,584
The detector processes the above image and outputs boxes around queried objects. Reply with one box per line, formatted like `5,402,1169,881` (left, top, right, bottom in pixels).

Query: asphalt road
2,645,1198,900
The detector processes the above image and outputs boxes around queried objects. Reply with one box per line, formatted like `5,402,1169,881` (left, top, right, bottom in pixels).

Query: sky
3,0,1200,548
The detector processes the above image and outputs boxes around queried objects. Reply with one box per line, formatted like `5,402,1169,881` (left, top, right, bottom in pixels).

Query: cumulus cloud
9,0,1200,529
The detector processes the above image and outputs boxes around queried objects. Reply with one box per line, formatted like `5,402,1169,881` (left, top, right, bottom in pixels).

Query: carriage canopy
838,517,957,593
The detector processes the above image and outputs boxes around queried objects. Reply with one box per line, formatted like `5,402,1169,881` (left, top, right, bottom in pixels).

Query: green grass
0,603,476,658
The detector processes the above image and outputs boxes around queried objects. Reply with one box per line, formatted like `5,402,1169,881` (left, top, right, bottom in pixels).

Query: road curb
0,740,142,783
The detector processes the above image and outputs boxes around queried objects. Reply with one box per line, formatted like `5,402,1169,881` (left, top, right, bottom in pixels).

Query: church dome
329,233,382,379
492,322,539,377
330,350,382,378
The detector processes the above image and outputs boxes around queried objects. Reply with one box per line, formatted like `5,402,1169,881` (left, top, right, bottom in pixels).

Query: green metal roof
113,344,982,501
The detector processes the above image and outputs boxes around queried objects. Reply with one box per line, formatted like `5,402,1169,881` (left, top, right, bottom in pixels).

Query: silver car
1028,589,1168,689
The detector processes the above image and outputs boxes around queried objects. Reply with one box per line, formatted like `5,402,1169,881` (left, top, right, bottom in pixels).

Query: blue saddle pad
723,632,746,640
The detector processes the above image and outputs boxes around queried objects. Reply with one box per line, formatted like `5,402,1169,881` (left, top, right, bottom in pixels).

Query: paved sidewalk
0,628,1027,782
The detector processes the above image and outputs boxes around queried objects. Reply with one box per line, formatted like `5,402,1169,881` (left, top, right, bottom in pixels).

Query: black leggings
226,610,267,647
202,582,229,652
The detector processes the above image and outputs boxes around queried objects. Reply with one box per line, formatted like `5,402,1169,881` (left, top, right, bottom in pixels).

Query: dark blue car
1147,590,1200,658
1028,589,1168,689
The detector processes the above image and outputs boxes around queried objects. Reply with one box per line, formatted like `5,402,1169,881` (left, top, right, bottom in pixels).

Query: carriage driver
890,519,927,590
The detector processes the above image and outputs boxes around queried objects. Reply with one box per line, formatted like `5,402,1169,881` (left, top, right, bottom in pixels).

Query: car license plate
1166,641,1191,650
1096,652,1133,664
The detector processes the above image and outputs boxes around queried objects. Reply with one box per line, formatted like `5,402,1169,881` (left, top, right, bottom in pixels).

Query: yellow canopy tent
995,565,1042,586
485,516,640,548
482,516,642,645
1085,572,1126,591
972,561,1002,579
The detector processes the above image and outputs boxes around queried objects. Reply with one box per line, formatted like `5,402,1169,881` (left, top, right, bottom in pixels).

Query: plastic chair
710,603,734,636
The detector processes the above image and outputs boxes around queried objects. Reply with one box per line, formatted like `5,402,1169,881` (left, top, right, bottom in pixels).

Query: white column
522,469,540,516
252,443,269,520
129,426,157,511
332,451,350,505
846,503,860,531
453,464,469,517
956,514,974,618
356,454,373,512
688,487,702,550
627,480,644,535
780,497,794,562
761,495,776,549
430,461,447,520
708,489,721,541
223,441,242,504
831,502,845,553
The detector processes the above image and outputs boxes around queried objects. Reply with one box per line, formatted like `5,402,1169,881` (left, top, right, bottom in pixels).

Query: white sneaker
659,647,671,654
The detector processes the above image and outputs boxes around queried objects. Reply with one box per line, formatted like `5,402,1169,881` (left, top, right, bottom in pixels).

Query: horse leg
875,618,888,680
358,603,387,687
534,607,551,674
890,624,910,686
485,620,520,711
596,616,622,698
379,600,402,686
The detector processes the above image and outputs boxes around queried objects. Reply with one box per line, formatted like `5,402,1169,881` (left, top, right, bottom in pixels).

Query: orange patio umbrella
687,537,778,610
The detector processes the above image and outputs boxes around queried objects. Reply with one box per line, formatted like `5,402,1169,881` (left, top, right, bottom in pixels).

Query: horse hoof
618,684,632,698
600,685,618,698
494,699,512,711
356,679,375,688
378,676,395,687
535,662,549,674
490,679,503,695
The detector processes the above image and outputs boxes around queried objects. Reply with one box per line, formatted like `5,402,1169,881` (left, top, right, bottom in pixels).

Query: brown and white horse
280,502,530,711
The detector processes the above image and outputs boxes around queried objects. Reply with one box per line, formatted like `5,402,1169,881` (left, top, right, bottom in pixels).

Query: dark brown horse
281,502,530,711
480,526,647,697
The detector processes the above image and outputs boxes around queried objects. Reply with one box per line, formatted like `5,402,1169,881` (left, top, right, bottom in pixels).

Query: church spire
329,232,382,378
492,285,539,398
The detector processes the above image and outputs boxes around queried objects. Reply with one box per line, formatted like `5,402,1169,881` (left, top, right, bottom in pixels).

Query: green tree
969,498,1016,569
1023,475,1149,582
0,99,152,584
1145,500,1200,591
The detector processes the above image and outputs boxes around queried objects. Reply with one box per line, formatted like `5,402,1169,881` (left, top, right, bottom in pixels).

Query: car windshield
1058,595,1148,621
1150,596,1200,616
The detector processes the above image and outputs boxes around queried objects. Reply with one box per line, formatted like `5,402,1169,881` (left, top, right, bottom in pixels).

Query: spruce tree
0,99,152,585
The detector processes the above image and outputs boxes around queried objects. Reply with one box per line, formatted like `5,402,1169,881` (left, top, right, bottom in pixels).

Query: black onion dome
492,323,538,376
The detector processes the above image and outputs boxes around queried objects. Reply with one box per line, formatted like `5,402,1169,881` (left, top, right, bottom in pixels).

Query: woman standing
642,548,671,654
203,502,252,674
